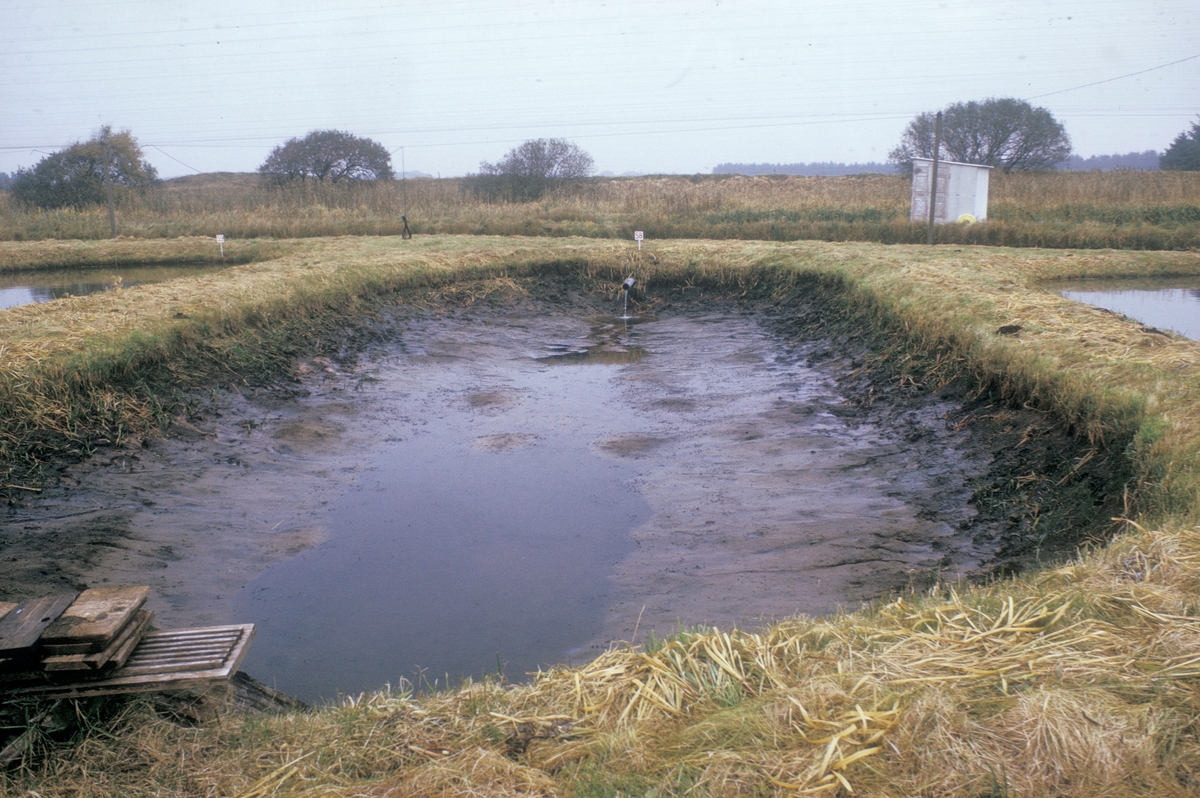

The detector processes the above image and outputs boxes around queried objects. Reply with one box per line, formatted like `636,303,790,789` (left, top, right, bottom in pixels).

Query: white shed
910,158,992,224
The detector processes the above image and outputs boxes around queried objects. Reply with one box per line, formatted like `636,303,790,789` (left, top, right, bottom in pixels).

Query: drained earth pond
3,278,1081,702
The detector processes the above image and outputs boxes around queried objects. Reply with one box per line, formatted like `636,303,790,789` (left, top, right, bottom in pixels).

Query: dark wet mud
0,284,1117,702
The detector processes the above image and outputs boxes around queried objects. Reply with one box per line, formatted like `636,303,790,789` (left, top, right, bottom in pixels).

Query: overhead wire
1,1,1195,173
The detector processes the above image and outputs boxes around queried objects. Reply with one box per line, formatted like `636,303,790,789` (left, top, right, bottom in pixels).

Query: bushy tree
1160,119,1200,171
259,130,393,183
890,98,1072,173
10,127,157,209
467,138,594,201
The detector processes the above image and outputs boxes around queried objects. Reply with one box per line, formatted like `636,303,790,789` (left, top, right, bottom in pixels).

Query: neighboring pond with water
1055,277,1200,340
0,263,229,309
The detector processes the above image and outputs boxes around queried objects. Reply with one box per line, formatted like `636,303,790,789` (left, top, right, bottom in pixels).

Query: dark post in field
400,146,412,239
101,135,118,239
926,111,942,246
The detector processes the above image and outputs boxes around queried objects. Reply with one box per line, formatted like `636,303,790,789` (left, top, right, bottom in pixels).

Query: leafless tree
467,138,594,201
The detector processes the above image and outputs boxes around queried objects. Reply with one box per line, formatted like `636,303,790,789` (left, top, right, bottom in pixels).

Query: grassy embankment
1,235,1200,796
2,169,1199,249
0,235,291,273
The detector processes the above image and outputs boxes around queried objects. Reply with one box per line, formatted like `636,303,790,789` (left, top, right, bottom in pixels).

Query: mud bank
0,281,1119,700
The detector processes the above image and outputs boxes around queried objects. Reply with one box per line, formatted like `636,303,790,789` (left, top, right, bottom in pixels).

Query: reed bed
1,236,1200,796
2,169,1198,249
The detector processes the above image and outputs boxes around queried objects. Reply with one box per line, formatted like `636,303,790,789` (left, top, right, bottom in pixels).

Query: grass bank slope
1,236,1200,797
2,169,1199,249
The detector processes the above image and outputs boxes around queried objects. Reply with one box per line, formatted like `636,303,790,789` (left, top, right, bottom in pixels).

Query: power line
1025,53,1200,100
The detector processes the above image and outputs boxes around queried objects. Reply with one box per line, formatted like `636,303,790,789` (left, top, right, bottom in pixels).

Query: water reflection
537,315,654,365
0,263,229,310
1054,277,1200,340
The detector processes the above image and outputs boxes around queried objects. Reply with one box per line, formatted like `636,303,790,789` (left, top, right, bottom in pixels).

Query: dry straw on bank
1,235,1200,796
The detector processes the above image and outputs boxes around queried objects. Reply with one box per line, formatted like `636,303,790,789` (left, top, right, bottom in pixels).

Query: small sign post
216,234,225,259
634,230,644,251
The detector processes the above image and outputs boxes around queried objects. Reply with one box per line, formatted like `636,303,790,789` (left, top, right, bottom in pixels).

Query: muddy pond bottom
233,309,989,703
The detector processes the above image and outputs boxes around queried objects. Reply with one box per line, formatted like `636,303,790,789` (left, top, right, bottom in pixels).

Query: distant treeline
0,173,12,191
713,162,895,176
715,151,1163,176
1057,151,1160,171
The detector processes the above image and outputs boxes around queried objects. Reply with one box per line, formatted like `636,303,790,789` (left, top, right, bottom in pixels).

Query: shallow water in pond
0,263,228,309
1055,277,1200,340
230,309,990,702
238,383,650,696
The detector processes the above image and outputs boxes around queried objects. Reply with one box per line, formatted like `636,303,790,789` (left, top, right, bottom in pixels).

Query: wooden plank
7,625,255,700
97,610,153,671
41,586,150,653
130,626,247,642
0,603,17,624
0,594,78,658
42,610,154,673
127,645,235,661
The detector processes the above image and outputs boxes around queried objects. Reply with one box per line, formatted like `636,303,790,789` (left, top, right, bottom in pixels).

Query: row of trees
5,111,1197,210
4,127,596,209
259,132,596,200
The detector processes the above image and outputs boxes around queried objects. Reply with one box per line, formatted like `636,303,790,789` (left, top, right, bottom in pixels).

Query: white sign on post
634,230,644,251
216,234,225,258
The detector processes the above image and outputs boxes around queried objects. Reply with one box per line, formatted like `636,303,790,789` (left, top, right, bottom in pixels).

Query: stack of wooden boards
0,587,153,677
0,587,255,699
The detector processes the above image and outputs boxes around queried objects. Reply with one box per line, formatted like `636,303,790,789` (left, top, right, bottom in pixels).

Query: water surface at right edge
1055,277,1200,340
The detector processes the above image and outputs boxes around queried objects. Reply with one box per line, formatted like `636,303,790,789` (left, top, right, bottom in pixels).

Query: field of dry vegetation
1,169,1199,250
0,231,1199,796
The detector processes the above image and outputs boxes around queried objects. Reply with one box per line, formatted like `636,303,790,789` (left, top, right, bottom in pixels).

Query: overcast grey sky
2,0,1197,179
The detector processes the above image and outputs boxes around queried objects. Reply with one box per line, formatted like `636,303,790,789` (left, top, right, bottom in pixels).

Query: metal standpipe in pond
619,276,636,320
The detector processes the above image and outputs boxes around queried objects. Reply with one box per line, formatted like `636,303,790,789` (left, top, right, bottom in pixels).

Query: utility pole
401,146,407,211
926,111,942,246
101,134,118,238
